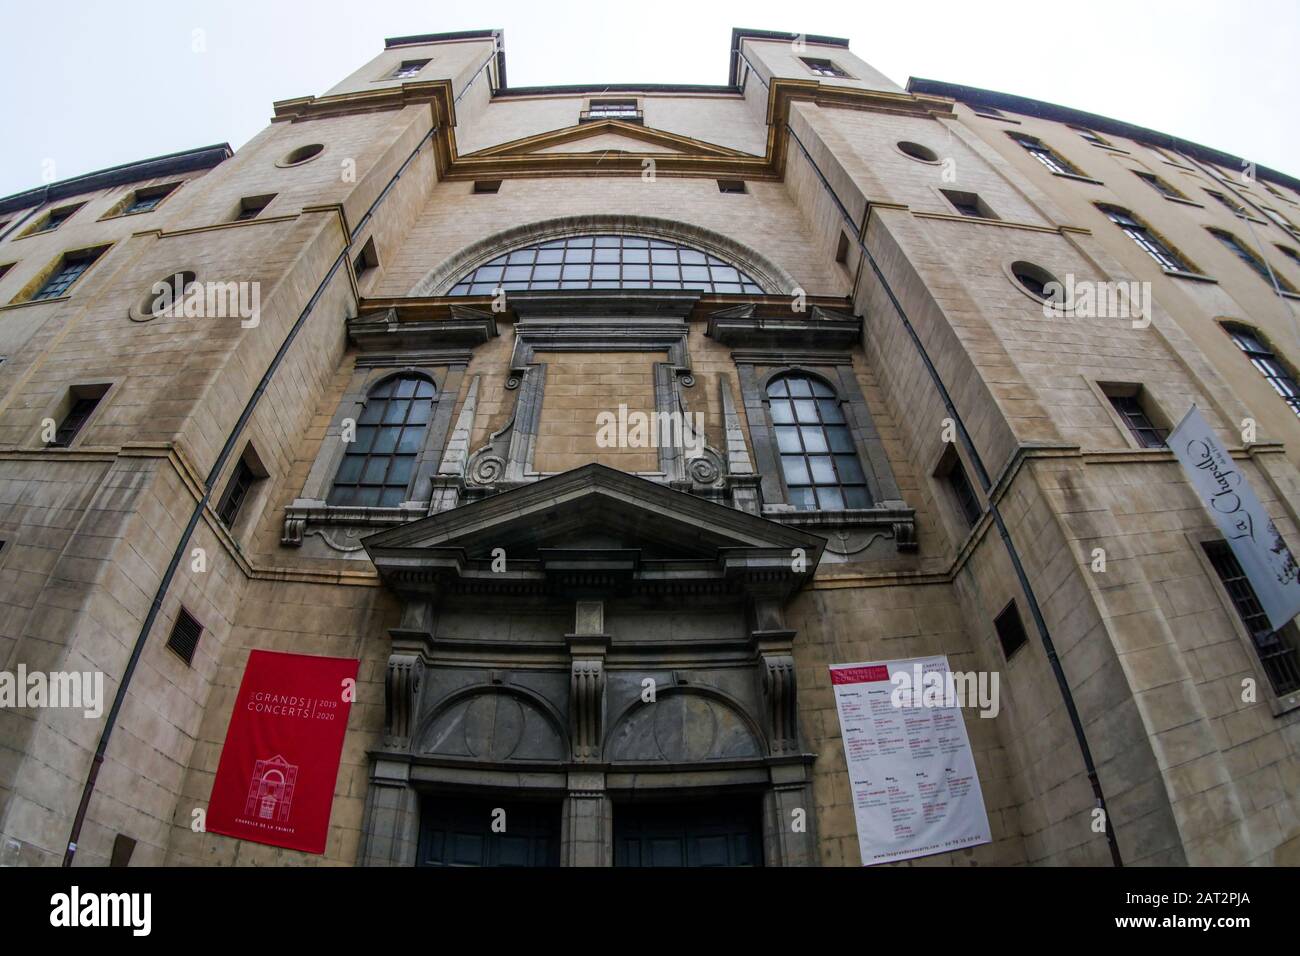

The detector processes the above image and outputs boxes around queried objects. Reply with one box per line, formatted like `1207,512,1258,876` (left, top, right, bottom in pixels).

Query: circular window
276,143,325,167
897,141,940,164
1009,261,1064,305
129,270,198,322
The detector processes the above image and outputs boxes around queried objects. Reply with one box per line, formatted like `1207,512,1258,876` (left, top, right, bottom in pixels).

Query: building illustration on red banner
245,756,299,824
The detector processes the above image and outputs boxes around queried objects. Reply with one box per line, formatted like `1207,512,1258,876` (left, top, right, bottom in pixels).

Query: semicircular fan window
448,234,765,295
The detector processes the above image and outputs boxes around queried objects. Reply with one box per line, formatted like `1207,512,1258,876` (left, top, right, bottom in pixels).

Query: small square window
717,180,746,194
1102,384,1168,448
940,189,996,220
994,601,1029,658
166,607,203,665
584,99,641,123
48,384,110,448
25,203,83,236
800,57,850,78
835,232,850,264
233,194,275,221
29,246,108,301
123,182,180,215
353,237,379,281
216,445,266,528
391,59,430,79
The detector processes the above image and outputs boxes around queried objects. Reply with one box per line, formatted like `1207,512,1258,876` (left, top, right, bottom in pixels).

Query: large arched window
329,375,435,507
447,234,764,295
767,374,870,510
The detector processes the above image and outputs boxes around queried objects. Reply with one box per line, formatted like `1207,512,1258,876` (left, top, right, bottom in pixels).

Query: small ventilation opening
473,180,502,194
166,607,203,665
994,601,1029,659
717,180,747,194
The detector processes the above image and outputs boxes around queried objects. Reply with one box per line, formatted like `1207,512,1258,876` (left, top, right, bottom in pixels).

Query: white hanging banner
829,655,991,866
1168,405,1300,631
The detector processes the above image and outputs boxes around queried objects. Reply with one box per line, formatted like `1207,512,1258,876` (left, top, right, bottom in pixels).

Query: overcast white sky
1,0,1297,198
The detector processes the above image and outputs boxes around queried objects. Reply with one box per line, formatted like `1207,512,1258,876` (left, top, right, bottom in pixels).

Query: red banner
207,650,358,854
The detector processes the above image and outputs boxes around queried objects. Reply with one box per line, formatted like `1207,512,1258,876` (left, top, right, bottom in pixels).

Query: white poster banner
1169,405,1300,631
829,655,991,866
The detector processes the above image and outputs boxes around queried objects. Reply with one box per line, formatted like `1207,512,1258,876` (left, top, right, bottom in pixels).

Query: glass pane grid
448,234,764,295
329,376,435,508
767,375,870,512
1206,542,1300,694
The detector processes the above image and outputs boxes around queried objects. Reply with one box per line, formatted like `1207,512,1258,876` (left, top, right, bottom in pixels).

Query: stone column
358,758,421,866
561,772,612,867
561,599,612,865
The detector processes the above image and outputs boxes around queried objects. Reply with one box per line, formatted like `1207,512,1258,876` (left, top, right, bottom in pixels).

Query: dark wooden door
614,797,763,867
417,796,560,867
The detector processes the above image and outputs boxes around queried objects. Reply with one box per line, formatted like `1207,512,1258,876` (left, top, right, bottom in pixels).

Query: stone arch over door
409,213,801,297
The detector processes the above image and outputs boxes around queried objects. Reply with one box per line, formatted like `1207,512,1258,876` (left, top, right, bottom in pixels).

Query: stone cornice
267,77,954,183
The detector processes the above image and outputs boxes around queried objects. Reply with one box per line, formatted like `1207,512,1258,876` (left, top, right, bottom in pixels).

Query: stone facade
1,27,1299,867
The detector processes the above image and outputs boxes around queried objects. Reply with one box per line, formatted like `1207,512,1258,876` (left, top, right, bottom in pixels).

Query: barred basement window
1008,133,1080,177
994,601,1029,659
448,235,764,295
1204,541,1300,695
767,374,870,510
166,607,203,665
1208,228,1295,290
329,374,435,507
1224,324,1300,417
1134,171,1187,201
1097,205,1193,273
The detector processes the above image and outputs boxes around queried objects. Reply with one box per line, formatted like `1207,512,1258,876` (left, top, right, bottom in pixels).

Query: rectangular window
1225,325,1300,417
1204,541,1300,695
835,232,850,264
940,189,996,219
48,384,109,447
31,246,107,300
1134,171,1187,201
969,105,1006,119
391,59,430,79
166,607,203,665
1209,228,1294,289
473,180,502,194
217,459,257,527
1105,389,1167,448
1278,244,1300,268
942,452,981,528
800,57,849,78
717,180,746,194
583,99,641,123
234,194,275,221
1261,207,1297,232
1071,126,1110,147
994,601,1028,659
353,237,379,281
1097,205,1192,273
124,182,179,214
1204,189,1250,218
0,263,12,282
1008,133,1081,177
27,203,83,235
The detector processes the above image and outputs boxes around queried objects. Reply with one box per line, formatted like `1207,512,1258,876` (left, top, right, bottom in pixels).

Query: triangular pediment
464,119,753,160
362,464,824,596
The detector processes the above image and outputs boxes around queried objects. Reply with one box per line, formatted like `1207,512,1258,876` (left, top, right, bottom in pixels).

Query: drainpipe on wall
61,122,440,866
786,124,1124,867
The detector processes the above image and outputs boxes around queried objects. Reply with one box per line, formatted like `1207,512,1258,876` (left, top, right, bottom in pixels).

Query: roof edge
906,77,1299,192
0,143,233,216
729,28,850,86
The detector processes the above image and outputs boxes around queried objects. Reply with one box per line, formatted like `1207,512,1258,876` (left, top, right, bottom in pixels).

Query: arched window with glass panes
767,374,870,510
447,234,765,295
329,374,435,507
